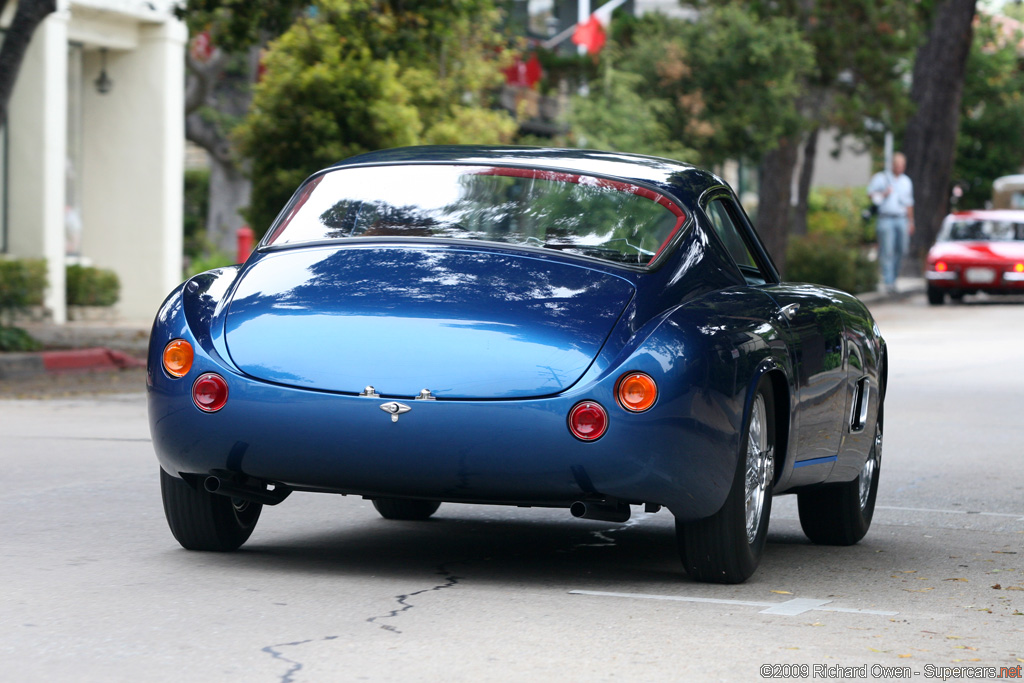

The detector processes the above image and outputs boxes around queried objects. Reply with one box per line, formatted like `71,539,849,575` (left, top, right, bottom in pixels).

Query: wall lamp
95,48,113,95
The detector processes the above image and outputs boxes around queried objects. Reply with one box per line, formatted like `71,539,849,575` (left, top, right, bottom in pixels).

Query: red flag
572,15,607,55
503,53,543,88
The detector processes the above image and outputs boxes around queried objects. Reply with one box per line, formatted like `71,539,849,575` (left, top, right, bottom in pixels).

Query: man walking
868,152,915,294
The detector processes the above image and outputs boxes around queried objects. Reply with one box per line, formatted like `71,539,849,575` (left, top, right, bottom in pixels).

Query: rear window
942,219,1024,241
263,164,686,267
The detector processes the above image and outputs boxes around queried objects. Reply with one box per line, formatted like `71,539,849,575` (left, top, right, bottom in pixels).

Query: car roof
332,145,722,207
992,175,1024,192
948,209,1024,222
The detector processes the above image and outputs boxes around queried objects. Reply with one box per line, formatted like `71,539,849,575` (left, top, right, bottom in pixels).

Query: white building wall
810,131,873,189
79,15,185,321
8,8,70,323
4,1,184,324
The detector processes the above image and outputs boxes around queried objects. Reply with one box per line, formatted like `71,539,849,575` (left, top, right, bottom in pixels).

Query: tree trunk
791,126,819,237
757,136,800,277
207,159,251,254
0,0,58,129
185,47,255,256
902,0,976,264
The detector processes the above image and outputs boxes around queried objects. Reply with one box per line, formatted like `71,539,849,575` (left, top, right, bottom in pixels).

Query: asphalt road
1,294,1022,682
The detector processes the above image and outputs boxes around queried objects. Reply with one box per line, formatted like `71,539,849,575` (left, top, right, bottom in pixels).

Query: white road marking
569,590,898,616
759,598,831,615
876,505,1024,522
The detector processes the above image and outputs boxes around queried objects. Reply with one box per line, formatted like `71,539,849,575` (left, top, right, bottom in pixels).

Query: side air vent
850,377,870,433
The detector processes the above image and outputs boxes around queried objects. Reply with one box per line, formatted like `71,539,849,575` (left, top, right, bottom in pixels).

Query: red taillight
616,372,658,412
162,339,193,378
568,401,608,441
192,373,228,412
934,261,949,272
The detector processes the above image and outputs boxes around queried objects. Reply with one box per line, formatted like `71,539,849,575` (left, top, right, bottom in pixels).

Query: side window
705,198,767,285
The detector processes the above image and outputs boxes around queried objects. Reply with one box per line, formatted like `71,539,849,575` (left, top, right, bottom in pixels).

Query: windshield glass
943,219,1024,241
264,164,687,267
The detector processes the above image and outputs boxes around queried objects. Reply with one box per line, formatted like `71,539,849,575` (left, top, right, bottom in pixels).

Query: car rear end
926,212,1024,302
148,158,737,521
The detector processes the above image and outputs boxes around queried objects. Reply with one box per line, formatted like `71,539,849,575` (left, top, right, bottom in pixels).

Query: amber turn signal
616,372,658,412
162,339,194,378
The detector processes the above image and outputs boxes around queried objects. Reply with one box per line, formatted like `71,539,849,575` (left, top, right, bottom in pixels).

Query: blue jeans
877,215,908,288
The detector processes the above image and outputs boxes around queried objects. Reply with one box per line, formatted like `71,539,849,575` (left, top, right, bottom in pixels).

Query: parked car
149,146,887,584
925,210,1024,305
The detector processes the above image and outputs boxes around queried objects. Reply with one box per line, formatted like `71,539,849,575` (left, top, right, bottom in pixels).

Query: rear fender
613,290,795,518
148,267,242,405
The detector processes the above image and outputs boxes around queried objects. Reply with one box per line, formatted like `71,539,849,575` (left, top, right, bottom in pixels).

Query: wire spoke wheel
859,421,881,511
743,394,774,544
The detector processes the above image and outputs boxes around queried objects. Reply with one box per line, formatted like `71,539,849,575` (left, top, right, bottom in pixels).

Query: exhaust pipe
570,500,630,523
204,476,291,506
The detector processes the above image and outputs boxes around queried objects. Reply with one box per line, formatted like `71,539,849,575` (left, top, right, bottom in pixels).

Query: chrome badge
380,401,411,423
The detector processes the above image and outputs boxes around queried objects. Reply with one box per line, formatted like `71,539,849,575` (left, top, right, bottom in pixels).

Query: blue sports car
149,146,886,583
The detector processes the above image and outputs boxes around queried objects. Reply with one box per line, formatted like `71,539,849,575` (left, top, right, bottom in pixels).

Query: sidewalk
856,276,927,305
0,320,150,380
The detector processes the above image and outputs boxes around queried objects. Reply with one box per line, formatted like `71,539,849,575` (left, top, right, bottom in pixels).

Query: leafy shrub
185,250,236,278
790,186,879,293
786,232,877,294
66,264,120,307
0,325,41,351
184,167,211,262
0,258,47,325
807,187,874,244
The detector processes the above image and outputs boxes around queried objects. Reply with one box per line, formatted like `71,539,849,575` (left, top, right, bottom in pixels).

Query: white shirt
869,171,914,217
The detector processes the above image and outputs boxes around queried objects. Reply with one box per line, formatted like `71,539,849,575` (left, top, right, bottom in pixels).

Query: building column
81,17,186,322
7,7,70,323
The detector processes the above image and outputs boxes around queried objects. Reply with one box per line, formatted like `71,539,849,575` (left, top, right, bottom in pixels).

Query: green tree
235,0,517,235
690,0,924,270
600,7,813,269
611,8,812,166
0,0,57,130
569,65,695,162
178,1,318,255
952,14,1024,208
177,0,310,51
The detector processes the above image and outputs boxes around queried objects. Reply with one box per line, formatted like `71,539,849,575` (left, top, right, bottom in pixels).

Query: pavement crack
366,563,463,634
262,635,340,683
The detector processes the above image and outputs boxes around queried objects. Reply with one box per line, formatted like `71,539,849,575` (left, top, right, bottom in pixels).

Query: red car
925,210,1024,305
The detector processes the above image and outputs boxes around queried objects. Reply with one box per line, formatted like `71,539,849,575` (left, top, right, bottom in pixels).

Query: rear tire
160,469,262,551
927,286,945,306
797,400,882,545
677,378,775,584
372,498,441,521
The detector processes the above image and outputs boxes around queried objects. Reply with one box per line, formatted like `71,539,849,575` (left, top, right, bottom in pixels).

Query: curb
857,288,926,305
0,347,146,380
856,279,927,305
